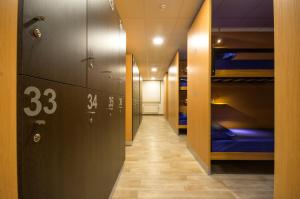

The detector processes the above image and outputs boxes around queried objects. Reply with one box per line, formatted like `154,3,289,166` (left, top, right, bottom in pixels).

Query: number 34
24,86,57,117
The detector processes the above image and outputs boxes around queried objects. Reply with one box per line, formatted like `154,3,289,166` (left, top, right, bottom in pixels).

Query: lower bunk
211,126,274,160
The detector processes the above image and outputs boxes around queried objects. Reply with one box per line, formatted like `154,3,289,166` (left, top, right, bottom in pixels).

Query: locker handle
100,70,112,73
109,0,115,11
33,16,46,22
81,57,95,62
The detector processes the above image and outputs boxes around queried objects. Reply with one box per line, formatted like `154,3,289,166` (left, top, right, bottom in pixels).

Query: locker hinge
109,0,115,11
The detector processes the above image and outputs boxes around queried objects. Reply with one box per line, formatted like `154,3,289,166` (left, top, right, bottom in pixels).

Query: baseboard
187,143,211,175
142,114,164,116
109,164,124,199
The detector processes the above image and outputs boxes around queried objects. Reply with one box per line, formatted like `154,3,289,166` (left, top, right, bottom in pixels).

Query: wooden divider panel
0,0,18,198
187,0,211,173
167,52,179,133
125,54,133,143
274,0,300,198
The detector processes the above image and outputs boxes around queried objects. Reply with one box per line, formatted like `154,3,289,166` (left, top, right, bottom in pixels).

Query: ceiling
115,0,204,80
213,0,274,29
115,0,274,80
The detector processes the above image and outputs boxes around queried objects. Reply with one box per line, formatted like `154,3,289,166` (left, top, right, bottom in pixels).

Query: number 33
24,86,57,117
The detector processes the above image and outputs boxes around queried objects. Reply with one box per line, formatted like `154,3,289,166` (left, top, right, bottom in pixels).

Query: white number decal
87,94,98,110
108,96,114,111
43,88,57,114
118,97,123,109
24,86,42,117
24,86,57,117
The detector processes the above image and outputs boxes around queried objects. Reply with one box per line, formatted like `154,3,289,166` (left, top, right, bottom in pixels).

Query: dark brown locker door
21,0,87,86
101,92,115,198
117,19,126,96
116,95,125,165
85,89,106,199
87,0,120,92
18,76,89,199
110,93,123,176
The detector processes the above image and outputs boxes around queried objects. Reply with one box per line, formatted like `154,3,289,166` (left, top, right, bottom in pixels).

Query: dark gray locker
115,12,126,96
21,0,87,86
110,93,124,175
87,0,121,93
101,92,116,198
116,95,125,165
132,67,140,137
18,75,89,199
85,89,106,199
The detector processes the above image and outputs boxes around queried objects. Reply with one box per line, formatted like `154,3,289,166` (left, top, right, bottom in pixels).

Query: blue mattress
180,78,187,86
179,113,187,125
211,129,274,152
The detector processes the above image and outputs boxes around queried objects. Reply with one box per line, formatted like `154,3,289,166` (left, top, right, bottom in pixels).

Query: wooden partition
125,54,133,145
212,83,274,129
274,0,300,198
187,0,211,173
163,74,168,120
212,32,274,49
0,0,18,198
139,75,143,124
125,54,141,145
167,52,179,133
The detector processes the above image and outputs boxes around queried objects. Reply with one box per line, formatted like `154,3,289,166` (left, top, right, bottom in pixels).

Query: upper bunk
211,32,274,81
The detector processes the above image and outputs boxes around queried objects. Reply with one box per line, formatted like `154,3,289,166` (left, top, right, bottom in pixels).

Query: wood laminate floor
111,116,274,199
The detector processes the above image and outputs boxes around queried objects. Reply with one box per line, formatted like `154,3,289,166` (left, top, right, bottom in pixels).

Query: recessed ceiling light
160,3,167,11
151,77,156,80
153,36,164,46
151,67,158,72
133,67,139,74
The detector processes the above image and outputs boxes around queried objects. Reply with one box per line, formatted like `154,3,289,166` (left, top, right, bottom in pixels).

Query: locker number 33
24,86,57,117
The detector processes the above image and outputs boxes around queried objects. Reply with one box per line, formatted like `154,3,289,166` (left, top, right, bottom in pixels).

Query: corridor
112,116,274,199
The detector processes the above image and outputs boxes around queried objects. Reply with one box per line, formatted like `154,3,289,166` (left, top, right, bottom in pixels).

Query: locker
85,89,106,199
132,98,140,138
18,75,89,199
110,93,125,174
101,92,117,198
21,0,87,86
115,12,126,96
116,95,126,164
87,0,121,93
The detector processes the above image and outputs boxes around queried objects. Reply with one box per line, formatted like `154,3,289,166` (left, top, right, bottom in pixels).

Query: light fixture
151,67,158,72
151,77,156,80
216,38,222,44
153,36,164,46
159,3,167,11
133,67,139,74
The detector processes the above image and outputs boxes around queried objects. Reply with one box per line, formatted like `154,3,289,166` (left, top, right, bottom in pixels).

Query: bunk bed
211,48,274,161
178,61,188,130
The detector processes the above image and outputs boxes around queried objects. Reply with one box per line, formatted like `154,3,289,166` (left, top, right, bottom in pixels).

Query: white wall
142,81,164,115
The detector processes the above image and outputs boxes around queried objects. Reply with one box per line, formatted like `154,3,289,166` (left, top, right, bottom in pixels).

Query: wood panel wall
0,0,18,198
187,0,211,173
125,54,133,145
163,74,168,119
212,83,274,129
139,74,143,124
212,32,274,49
274,0,300,198
167,52,179,133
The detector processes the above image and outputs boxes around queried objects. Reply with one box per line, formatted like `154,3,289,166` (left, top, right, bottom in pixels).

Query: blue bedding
211,129,274,152
179,113,187,125
214,52,274,70
180,78,187,86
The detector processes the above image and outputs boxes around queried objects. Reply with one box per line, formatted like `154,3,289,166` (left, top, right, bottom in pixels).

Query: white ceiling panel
116,0,203,80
